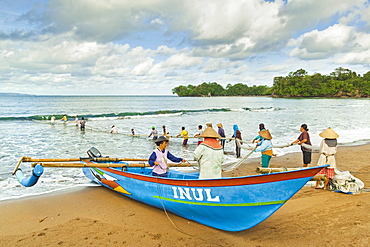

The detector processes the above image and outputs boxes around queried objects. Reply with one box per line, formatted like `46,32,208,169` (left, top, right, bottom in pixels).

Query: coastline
0,144,369,246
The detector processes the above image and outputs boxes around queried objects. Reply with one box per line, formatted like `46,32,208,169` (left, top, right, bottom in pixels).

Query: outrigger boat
12,147,327,232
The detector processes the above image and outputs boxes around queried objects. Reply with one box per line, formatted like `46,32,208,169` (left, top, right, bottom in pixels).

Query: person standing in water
162,125,171,141
194,125,204,145
61,115,67,123
176,126,189,145
232,124,242,158
110,125,118,133
148,126,158,140
217,123,226,149
291,124,312,167
162,125,167,135
74,116,79,126
80,117,86,131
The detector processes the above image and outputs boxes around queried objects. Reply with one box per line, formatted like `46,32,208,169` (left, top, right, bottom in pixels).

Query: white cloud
132,58,154,75
335,31,370,64
289,24,354,59
162,53,203,69
156,45,177,56
2,0,370,95
202,58,242,73
280,0,366,30
336,50,370,64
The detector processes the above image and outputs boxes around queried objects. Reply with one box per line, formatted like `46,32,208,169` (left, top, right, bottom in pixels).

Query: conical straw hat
319,128,339,139
216,123,223,128
259,130,272,140
199,126,221,138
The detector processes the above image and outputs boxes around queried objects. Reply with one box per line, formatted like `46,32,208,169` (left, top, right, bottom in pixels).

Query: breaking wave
0,107,284,121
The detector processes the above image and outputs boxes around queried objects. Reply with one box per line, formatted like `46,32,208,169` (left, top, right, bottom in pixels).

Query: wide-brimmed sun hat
319,128,339,139
154,136,169,143
199,126,222,138
259,129,272,140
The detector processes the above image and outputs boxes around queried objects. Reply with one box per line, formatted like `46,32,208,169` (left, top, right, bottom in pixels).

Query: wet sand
0,144,369,246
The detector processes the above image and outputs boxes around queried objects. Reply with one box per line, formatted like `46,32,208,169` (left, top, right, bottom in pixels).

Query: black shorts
152,172,168,177
302,150,312,165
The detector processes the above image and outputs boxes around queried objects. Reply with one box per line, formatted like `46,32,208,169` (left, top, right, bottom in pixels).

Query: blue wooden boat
82,164,326,231
12,150,327,232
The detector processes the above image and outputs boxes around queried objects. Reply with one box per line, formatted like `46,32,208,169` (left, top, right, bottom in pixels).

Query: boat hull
83,165,326,231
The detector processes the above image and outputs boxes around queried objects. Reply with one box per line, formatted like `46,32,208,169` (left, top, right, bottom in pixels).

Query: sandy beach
1,144,369,247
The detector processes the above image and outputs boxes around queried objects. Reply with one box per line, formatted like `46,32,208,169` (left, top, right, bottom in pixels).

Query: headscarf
325,139,337,147
202,138,222,149
233,124,239,137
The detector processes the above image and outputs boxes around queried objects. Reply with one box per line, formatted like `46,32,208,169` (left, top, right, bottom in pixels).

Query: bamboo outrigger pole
12,156,150,175
12,156,26,175
255,167,327,181
30,162,195,168
21,157,149,162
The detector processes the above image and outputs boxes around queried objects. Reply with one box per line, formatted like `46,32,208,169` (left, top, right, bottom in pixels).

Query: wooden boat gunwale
97,165,326,187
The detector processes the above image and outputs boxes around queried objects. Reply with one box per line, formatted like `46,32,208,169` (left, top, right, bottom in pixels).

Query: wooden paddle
30,162,196,168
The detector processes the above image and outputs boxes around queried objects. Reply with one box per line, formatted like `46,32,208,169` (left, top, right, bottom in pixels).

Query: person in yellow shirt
61,115,67,123
176,126,189,145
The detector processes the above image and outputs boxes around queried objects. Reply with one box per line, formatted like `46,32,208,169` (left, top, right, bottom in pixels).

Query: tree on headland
172,67,370,97
172,82,226,96
272,67,369,98
172,82,271,97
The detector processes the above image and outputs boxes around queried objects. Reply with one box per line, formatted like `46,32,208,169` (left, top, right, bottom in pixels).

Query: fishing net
327,168,364,193
300,143,320,152
221,139,292,172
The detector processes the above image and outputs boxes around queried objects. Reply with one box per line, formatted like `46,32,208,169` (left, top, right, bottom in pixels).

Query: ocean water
0,95,369,201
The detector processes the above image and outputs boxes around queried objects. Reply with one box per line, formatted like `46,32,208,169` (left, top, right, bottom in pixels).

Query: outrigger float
12,147,327,232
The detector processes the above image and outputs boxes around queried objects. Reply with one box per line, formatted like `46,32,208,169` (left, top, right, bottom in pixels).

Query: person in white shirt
110,125,118,134
194,124,224,179
194,125,204,145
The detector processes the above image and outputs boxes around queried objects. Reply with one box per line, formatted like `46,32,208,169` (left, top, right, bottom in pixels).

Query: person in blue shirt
254,129,273,168
148,136,186,177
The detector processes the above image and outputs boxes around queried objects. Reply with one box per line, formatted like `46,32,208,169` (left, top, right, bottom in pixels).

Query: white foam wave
121,112,183,119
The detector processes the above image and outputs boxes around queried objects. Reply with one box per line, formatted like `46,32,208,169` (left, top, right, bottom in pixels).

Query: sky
1,0,370,95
